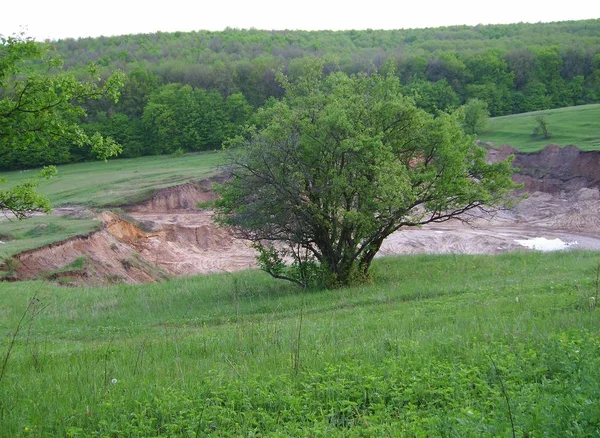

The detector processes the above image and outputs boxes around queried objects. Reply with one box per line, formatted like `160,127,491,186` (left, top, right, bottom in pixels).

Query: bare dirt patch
381,145,600,256
6,145,600,285
8,180,255,285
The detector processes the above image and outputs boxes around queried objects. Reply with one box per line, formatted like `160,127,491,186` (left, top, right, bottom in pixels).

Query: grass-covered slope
0,151,223,260
3,151,223,208
1,251,599,436
479,104,600,152
0,215,99,260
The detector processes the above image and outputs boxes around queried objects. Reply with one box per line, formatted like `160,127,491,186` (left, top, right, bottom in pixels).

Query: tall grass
1,251,599,436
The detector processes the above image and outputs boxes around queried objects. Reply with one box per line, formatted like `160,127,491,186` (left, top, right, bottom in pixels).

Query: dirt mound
9,196,256,286
5,145,600,286
12,213,163,286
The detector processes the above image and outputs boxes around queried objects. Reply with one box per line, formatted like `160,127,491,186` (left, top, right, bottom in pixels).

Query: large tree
0,34,124,218
215,65,516,288
461,98,490,135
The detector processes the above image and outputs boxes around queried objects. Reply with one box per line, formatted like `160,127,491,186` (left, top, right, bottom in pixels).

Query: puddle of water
514,237,577,252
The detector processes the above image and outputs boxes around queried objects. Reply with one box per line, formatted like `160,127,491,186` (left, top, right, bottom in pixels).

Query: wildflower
24,427,30,432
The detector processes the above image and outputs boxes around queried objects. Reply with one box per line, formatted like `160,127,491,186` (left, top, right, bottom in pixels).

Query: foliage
117,67,163,118
0,35,125,169
461,98,490,134
0,34,124,218
216,66,516,287
404,78,459,114
141,84,252,154
47,21,600,116
0,166,56,219
3,21,600,169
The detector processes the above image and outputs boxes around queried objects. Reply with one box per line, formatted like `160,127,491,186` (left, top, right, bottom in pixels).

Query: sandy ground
381,188,600,256
8,145,600,285
128,211,256,275
123,187,600,278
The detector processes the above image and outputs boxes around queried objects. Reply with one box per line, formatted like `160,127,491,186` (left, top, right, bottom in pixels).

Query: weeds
133,337,149,376
0,256,20,278
292,303,304,376
488,354,516,438
0,293,47,386
592,260,600,310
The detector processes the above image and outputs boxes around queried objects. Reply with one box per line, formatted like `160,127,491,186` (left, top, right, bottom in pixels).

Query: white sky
2,0,600,41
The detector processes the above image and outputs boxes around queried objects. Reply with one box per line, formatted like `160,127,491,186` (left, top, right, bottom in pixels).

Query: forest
2,19,600,169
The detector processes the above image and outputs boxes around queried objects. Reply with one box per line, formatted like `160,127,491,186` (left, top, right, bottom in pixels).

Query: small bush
531,115,551,139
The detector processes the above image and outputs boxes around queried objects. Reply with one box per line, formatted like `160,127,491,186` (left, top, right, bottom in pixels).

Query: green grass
479,104,600,152
2,150,224,208
0,215,99,260
1,251,599,436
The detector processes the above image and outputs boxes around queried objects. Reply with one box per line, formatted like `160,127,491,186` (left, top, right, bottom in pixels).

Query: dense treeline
2,20,600,169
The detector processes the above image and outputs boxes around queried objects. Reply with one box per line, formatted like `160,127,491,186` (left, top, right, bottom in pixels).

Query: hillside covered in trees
3,19,600,169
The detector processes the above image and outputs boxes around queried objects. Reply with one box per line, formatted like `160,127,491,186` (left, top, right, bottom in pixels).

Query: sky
2,0,600,41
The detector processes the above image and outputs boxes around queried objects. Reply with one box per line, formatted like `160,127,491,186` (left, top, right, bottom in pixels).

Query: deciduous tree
0,34,124,218
216,65,516,288
461,98,490,135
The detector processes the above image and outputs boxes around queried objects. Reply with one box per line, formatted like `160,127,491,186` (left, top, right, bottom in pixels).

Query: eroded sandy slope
7,145,600,285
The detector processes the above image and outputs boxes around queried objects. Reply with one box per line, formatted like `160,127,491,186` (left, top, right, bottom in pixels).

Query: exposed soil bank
6,145,600,286
489,144,600,194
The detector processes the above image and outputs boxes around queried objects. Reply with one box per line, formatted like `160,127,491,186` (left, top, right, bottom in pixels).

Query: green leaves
0,166,57,219
141,84,252,154
216,68,517,288
460,98,490,135
0,34,124,218
89,132,122,162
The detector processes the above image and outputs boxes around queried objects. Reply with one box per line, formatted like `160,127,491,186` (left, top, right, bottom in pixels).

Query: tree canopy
461,98,490,134
2,21,600,169
0,34,124,218
215,66,517,288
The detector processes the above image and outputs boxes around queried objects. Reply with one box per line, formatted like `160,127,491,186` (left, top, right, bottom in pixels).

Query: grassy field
0,151,223,259
0,215,99,260
2,151,223,208
1,250,599,436
478,104,600,152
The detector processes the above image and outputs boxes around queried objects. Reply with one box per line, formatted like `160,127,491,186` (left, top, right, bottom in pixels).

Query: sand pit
7,145,600,285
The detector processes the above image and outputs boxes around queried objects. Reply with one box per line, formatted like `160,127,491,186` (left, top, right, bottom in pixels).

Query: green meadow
479,104,600,152
3,151,223,208
1,251,600,436
0,215,99,260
